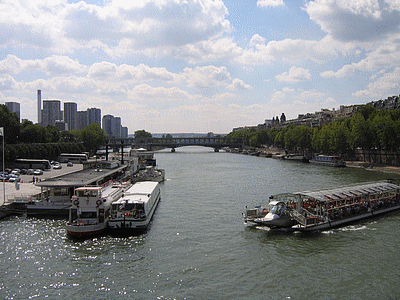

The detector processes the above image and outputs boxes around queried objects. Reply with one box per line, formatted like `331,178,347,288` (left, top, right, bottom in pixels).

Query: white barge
310,154,345,167
66,182,129,238
289,181,400,231
108,181,161,234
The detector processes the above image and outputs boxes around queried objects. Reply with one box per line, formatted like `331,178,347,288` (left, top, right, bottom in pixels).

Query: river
1,147,400,299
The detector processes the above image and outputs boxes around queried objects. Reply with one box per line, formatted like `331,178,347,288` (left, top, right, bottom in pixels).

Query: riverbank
345,161,400,175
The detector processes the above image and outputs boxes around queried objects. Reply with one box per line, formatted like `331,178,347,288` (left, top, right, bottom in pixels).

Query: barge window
53,188,70,196
80,212,97,218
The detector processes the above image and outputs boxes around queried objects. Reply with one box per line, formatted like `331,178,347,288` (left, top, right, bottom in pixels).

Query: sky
1,0,400,134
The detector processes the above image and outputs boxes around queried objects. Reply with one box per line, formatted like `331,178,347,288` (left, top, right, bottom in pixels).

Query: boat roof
269,200,285,206
113,194,149,204
124,181,159,195
75,186,102,191
293,181,400,202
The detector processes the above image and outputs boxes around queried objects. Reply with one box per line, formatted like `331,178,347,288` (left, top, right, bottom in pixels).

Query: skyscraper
102,114,113,137
5,102,20,123
42,100,61,126
87,108,101,127
64,102,77,131
77,111,88,129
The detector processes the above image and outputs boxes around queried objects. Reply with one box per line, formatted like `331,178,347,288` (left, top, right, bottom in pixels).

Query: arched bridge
106,136,243,152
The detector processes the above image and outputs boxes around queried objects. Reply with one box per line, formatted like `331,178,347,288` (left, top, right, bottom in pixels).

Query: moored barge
108,181,161,234
66,182,129,238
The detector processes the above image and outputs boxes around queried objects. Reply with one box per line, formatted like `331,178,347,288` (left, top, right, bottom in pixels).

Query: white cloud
0,0,231,58
226,78,252,90
352,66,400,98
183,65,231,89
305,0,400,42
276,66,311,82
321,38,400,78
237,35,355,65
257,0,285,8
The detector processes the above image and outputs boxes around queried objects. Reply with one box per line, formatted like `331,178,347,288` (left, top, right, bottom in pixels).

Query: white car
53,164,62,169
8,175,21,182
33,169,43,175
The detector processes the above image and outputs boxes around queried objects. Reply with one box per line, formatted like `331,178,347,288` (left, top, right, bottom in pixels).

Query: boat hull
66,223,107,238
108,193,161,235
250,216,297,228
292,205,400,232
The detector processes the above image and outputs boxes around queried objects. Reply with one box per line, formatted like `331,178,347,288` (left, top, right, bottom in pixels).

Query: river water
1,147,400,299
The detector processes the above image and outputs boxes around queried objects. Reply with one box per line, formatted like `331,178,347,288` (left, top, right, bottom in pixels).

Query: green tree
79,123,106,154
0,104,20,144
45,125,60,143
20,121,46,143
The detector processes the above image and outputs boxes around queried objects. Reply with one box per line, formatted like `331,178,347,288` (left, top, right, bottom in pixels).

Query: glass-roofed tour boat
244,181,400,232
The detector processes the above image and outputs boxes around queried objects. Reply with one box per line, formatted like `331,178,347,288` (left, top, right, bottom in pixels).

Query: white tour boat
310,154,345,167
288,181,400,231
243,199,298,228
108,181,161,234
66,182,129,238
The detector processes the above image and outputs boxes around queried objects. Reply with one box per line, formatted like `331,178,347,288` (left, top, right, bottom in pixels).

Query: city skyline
1,1,400,133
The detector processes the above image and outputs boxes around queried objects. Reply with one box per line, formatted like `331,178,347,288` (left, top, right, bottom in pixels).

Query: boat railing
289,208,320,227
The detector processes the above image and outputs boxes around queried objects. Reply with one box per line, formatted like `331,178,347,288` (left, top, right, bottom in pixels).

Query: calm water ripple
1,147,400,299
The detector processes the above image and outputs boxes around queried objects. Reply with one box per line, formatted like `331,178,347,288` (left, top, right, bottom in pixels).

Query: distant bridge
106,136,243,152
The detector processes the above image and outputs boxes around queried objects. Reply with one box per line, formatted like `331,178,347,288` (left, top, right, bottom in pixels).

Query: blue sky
1,0,400,133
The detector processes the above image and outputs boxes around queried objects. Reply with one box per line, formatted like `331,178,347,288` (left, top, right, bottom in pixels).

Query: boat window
270,204,286,215
53,188,70,196
80,212,97,218
125,203,135,210
136,203,145,212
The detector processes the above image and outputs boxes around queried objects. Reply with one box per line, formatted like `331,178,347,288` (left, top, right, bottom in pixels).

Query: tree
79,123,106,154
134,130,152,139
0,104,20,144
20,121,46,143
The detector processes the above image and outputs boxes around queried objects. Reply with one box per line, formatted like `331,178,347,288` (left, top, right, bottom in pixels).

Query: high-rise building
5,102,20,123
102,114,113,137
121,126,128,138
102,114,122,137
64,102,77,130
87,108,101,127
112,116,121,138
77,111,88,129
42,100,61,126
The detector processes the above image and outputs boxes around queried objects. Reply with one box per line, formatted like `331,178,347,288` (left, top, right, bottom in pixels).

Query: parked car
53,164,62,169
8,175,21,182
33,169,43,175
0,172,9,180
11,169,20,176
27,169,35,175
67,162,73,167
20,169,28,175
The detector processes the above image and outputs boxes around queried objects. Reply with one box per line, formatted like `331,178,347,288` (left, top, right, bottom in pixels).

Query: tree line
227,105,400,155
0,104,106,163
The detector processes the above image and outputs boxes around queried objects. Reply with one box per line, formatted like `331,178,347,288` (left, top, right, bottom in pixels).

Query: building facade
42,100,61,126
87,108,101,127
5,102,20,123
77,111,88,130
64,102,77,131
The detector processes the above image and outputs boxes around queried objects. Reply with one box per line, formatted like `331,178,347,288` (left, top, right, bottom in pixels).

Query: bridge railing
106,136,243,148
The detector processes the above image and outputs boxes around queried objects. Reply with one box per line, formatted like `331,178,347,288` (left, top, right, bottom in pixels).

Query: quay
0,157,139,219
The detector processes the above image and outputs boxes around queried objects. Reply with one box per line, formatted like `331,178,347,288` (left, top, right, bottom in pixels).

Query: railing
289,208,320,227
